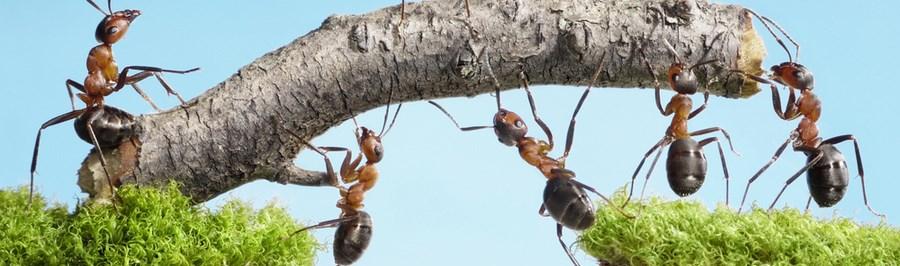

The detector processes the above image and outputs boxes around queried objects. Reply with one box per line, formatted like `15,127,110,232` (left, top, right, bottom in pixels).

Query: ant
430,53,632,266
28,0,199,205
621,37,739,209
282,91,402,265
72,0,199,112
733,10,883,218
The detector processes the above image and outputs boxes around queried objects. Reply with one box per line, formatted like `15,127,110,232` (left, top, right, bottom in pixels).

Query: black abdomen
543,176,595,230
666,138,707,197
806,144,849,207
334,211,374,265
74,105,136,148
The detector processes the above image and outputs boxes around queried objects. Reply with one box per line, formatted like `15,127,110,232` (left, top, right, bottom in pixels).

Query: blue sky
1,1,898,265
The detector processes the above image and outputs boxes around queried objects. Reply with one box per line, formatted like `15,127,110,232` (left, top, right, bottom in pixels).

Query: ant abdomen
806,144,849,207
334,211,374,266
543,177,595,230
666,138,708,197
74,105,135,149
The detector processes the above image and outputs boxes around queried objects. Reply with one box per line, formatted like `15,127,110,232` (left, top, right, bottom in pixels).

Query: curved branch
79,0,765,202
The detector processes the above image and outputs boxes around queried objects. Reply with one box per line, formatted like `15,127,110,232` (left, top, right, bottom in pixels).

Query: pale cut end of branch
78,138,139,203
737,9,766,98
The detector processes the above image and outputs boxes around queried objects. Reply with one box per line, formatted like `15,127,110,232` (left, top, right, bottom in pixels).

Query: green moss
0,183,316,265
581,192,899,265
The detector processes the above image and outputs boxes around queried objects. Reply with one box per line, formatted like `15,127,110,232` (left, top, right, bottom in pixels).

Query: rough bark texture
79,0,765,203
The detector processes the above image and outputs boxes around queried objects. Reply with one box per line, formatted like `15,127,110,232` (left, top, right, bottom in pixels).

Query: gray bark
79,0,765,202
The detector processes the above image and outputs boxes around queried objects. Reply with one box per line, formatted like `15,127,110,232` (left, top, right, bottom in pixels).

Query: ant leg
320,146,361,184
688,90,710,119
30,109,86,205
464,0,471,18
804,196,813,213
128,82,163,112
399,0,406,24
821,135,884,218
637,142,667,205
150,72,189,106
66,80,86,111
621,137,667,208
427,101,493,131
520,74,554,148
640,50,669,116
303,143,342,187
85,110,117,201
699,137,731,206
689,127,739,155
570,179,634,219
556,223,582,266
738,136,792,213
560,52,606,162
112,65,200,97
768,148,823,211
285,214,359,239
730,70,798,120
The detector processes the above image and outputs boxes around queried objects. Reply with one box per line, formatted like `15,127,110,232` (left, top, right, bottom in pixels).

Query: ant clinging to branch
429,52,632,266
733,9,883,218
29,0,200,205
621,35,739,209
282,89,402,266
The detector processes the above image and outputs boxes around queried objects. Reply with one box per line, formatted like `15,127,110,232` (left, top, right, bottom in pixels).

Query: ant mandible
429,53,632,266
71,0,199,112
283,90,402,265
620,37,739,209
733,10,883,218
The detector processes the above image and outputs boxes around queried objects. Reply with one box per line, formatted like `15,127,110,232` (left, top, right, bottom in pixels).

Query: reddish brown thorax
665,94,693,139
794,89,822,148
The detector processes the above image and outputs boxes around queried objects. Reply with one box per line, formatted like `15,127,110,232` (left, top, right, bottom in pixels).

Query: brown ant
620,38,739,209
430,53,632,266
733,10,883,218
72,0,199,112
282,91,402,265
28,0,199,205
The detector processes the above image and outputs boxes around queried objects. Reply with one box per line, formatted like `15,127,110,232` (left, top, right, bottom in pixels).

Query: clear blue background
1,1,897,265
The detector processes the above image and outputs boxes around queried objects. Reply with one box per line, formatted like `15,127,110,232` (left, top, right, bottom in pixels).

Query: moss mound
582,193,899,265
0,183,316,265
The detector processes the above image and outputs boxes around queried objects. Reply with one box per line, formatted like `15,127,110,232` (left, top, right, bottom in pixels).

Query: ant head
771,62,814,90
95,10,140,44
88,0,140,44
493,108,527,146
667,63,700,95
357,127,384,163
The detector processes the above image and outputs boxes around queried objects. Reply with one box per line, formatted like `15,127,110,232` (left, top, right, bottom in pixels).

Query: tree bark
78,0,765,203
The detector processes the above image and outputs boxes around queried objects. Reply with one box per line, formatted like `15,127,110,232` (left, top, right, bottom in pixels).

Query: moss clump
0,183,316,265
581,193,899,265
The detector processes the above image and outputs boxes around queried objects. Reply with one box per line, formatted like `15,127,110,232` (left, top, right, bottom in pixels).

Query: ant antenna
379,88,395,137
662,39,682,64
745,9,799,63
688,32,724,71
106,0,112,15
379,88,402,138
86,0,109,16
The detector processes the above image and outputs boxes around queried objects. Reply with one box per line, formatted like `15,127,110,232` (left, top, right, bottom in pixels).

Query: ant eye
792,70,802,78
107,26,119,35
515,120,525,128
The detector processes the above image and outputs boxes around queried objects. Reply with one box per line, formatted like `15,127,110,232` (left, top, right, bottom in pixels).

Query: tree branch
78,0,765,202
